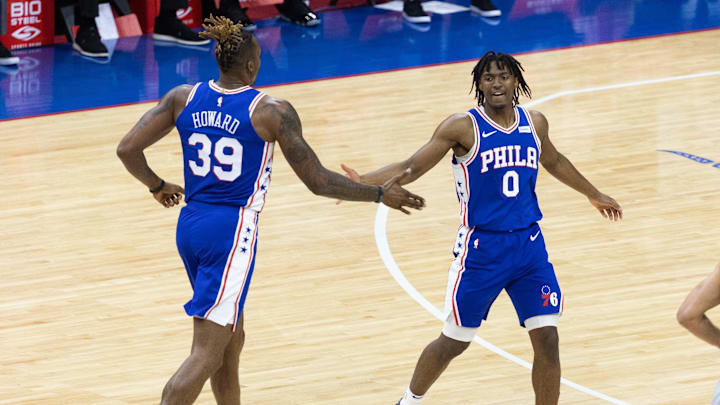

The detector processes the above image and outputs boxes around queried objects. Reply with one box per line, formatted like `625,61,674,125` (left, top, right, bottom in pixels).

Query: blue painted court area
1,0,719,120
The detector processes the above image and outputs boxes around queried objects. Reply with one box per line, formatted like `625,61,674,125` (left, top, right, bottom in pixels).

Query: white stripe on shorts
205,207,259,327
444,226,473,327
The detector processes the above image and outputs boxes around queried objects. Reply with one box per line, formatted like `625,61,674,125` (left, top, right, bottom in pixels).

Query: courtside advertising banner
2,0,54,49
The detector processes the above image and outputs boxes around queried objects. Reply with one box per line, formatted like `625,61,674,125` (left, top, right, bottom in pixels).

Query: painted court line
371,71,720,404
525,71,720,108
374,205,630,405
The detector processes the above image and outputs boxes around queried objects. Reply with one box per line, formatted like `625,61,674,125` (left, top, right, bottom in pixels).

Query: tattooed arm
252,97,380,200
251,97,424,211
117,85,190,207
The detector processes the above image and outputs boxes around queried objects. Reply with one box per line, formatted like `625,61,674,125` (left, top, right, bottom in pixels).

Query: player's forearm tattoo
277,103,309,164
321,170,379,201
132,97,170,132
274,101,377,201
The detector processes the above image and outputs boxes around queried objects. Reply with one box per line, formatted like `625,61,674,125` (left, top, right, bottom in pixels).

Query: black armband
149,179,165,193
375,185,384,203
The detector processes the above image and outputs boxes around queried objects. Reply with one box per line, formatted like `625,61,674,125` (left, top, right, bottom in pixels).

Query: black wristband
375,185,384,203
149,179,165,193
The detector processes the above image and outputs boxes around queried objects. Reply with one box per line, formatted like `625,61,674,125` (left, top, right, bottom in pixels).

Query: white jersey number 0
502,170,519,198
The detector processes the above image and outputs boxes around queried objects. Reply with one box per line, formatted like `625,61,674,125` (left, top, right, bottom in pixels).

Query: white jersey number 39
188,133,243,182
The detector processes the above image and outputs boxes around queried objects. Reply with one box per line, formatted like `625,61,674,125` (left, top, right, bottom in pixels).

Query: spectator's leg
218,0,256,32
74,0,109,58
1,0,6,35
153,0,210,46
0,0,16,65
0,41,19,66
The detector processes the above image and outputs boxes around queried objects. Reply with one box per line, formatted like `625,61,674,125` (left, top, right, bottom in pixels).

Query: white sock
400,387,424,405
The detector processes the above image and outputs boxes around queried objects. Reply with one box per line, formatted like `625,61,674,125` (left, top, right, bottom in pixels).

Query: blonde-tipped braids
200,14,253,72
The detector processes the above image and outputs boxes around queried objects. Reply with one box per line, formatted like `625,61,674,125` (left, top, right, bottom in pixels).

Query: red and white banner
2,0,55,50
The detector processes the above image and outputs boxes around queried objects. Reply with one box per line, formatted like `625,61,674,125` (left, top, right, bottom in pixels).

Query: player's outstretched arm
341,113,470,187
117,85,190,208
252,97,425,213
532,110,622,221
677,263,720,349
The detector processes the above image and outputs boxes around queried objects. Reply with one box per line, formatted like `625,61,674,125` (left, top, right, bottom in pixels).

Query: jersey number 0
187,133,243,182
502,170,519,198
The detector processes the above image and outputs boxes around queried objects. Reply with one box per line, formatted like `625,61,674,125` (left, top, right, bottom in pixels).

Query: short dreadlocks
471,51,531,106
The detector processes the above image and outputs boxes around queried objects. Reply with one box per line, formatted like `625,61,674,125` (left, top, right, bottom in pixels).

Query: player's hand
381,169,425,215
153,182,185,208
340,163,362,182
336,163,365,205
589,193,622,221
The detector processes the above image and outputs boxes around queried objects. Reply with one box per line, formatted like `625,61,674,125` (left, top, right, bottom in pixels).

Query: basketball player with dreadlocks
117,15,424,405
341,51,623,405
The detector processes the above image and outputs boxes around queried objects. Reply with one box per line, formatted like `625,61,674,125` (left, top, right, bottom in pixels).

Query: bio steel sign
3,0,54,49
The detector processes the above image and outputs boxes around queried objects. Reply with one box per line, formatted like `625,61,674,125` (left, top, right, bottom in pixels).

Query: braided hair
470,51,531,106
200,15,255,73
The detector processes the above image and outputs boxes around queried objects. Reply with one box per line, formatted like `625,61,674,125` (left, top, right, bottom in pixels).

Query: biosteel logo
11,25,41,41
10,1,43,26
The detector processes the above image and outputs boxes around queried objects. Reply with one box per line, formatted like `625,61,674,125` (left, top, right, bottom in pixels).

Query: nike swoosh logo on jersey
530,230,541,241
481,130,497,138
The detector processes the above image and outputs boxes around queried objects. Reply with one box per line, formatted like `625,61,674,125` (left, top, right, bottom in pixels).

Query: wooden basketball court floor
2,29,719,404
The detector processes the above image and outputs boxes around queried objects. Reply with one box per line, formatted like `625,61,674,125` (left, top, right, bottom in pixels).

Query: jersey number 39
187,133,242,182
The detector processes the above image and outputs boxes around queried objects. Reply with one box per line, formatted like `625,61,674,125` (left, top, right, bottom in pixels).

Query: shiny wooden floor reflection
1,29,719,404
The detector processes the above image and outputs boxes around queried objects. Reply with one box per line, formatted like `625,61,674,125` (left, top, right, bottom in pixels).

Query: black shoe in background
470,0,501,17
154,15,211,45
0,42,19,65
403,0,430,23
73,23,109,58
276,0,320,27
219,0,257,31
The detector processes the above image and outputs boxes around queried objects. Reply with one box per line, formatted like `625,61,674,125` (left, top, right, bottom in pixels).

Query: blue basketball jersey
176,81,273,210
452,105,543,231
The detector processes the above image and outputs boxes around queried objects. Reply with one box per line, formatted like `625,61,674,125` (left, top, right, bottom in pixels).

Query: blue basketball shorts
176,201,260,331
443,223,563,328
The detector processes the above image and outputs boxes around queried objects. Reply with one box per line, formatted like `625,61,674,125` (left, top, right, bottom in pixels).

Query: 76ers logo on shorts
541,285,559,307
